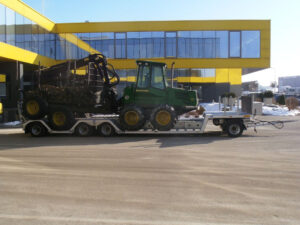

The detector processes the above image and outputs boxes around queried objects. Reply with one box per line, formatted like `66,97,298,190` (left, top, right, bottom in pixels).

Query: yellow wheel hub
124,111,139,126
156,110,171,126
26,100,40,115
52,112,66,126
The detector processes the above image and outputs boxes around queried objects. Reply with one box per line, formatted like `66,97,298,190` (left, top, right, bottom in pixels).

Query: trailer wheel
226,120,244,137
23,96,48,120
28,122,47,137
48,105,75,130
150,105,176,131
120,105,145,131
75,123,93,137
98,122,115,137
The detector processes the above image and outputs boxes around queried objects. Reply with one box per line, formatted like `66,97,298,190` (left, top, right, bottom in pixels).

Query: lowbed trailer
21,110,254,138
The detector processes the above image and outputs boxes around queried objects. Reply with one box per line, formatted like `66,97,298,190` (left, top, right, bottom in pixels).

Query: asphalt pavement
0,116,299,225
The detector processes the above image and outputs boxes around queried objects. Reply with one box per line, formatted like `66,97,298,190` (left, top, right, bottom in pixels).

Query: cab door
134,63,167,108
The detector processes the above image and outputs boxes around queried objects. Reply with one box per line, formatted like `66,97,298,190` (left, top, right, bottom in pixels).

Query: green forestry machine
22,54,198,131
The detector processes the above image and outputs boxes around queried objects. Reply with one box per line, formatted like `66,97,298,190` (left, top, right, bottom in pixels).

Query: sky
23,0,300,86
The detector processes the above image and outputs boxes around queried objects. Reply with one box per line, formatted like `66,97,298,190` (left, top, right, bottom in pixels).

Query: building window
178,31,191,58
216,31,228,58
5,7,15,46
115,32,126,59
0,4,6,43
16,13,25,49
242,31,260,58
165,32,176,58
127,32,140,59
140,32,153,58
152,31,164,58
229,31,241,58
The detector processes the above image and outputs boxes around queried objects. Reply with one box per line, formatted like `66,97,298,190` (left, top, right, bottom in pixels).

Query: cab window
151,65,165,89
137,64,150,88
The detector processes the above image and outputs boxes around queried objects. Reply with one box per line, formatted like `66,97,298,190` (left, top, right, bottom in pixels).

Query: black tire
119,105,145,131
48,105,75,130
28,122,47,137
226,120,244,137
75,123,93,137
98,122,115,137
150,105,176,131
23,96,48,120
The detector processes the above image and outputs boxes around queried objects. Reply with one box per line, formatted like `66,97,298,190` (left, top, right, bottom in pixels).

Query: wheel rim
229,124,241,135
31,125,42,136
101,124,112,136
124,111,139,126
26,100,39,115
78,124,90,136
156,110,171,126
52,112,66,126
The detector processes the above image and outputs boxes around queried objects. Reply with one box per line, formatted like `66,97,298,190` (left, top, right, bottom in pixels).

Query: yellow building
0,0,270,121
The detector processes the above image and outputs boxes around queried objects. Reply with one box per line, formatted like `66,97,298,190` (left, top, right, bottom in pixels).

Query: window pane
230,31,241,57
0,4,6,43
178,31,191,58
101,32,114,58
31,22,39,53
24,17,31,51
115,32,126,58
127,32,139,59
203,31,216,58
140,32,153,58
216,31,228,58
38,26,45,56
6,7,15,46
15,13,25,49
151,65,165,89
242,31,260,58
191,31,203,58
202,68,216,77
152,32,164,57
0,82,6,97
166,32,176,57
137,64,150,88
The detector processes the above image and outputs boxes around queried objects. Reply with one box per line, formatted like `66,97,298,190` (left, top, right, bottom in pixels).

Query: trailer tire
28,122,47,137
98,122,115,137
23,96,48,120
226,120,244,137
150,105,176,131
120,105,145,131
48,105,75,130
75,122,93,137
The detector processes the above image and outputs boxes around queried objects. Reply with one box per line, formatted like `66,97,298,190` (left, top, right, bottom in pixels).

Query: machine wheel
98,122,115,137
120,105,145,131
75,123,93,137
150,105,176,131
28,122,47,137
48,105,75,130
226,120,244,137
23,96,48,120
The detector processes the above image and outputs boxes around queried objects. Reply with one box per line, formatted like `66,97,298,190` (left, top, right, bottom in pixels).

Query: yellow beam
109,58,269,70
0,0,55,32
0,42,57,67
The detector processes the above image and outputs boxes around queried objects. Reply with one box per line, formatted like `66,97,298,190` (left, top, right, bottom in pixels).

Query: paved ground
0,116,300,225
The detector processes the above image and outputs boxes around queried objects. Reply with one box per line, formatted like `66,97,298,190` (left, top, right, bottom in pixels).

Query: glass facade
0,3,89,60
76,30,260,59
0,3,261,61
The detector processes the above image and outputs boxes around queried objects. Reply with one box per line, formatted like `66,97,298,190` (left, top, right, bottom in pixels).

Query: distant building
278,76,300,88
242,81,259,92
278,76,300,95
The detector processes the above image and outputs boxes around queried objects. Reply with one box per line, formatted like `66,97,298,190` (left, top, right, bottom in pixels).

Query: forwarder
21,54,203,135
